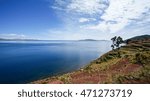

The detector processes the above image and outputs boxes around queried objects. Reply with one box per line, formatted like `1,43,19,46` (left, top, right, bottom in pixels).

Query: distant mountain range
79,39,108,41
0,38,109,41
1,35,149,42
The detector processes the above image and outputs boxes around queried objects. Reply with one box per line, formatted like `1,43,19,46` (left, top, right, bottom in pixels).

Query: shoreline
31,38,150,84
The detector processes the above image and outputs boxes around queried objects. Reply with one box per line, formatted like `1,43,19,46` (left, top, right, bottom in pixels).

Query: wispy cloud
66,0,109,15
88,0,150,33
50,0,150,39
52,0,109,27
52,0,109,15
0,33,27,39
79,18,96,23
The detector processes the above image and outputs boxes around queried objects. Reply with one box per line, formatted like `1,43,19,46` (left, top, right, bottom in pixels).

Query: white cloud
0,33,27,39
53,0,109,15
79,18,90,23
66,0,109,15
102,0,150,20
87,18,129,33
46,28,110,40
79,18,96,23
88,0,150,33
51,0,150,40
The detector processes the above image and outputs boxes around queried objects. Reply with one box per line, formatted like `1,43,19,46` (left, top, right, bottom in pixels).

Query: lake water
0,40,111,84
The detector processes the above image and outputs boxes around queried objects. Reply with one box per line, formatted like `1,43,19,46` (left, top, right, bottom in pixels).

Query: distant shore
0,38,109,42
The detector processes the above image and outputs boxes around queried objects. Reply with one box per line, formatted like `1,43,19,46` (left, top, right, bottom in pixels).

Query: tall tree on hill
111,36,123,50
116,36,123,49
111,36,117,45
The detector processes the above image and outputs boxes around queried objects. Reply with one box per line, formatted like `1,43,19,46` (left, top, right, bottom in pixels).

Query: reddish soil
48,58,142,84
48,80,64,84
109,59,141,74
70,72,106,84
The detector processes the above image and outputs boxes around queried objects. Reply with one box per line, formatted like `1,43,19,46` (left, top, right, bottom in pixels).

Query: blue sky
0,0,150,40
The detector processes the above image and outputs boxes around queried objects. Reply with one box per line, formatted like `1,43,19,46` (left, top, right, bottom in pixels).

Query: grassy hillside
126,35,150,44
128,35,150,40
32,35,150,84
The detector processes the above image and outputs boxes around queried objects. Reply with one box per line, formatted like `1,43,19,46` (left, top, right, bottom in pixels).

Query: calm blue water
0,40,111,84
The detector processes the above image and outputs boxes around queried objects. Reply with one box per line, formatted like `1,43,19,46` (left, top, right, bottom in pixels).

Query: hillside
128,35,150,40
126,35,150,44
79,39,98,41
32,35,150,84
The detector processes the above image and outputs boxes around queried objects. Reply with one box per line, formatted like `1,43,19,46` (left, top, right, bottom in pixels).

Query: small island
78,39,99,41
32,35,150,84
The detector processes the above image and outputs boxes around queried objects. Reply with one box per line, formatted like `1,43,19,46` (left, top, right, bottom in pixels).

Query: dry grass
31,40,150,84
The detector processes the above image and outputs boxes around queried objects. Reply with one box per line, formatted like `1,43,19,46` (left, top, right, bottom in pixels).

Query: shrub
58,74,71,83
134,52,150,65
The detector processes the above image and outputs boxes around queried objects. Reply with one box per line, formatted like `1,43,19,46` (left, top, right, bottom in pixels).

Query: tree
111,45,115,50
111,36,123,50
116,36,123,49
111,36,117,45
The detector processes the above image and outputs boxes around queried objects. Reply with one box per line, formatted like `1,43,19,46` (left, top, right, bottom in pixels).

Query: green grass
57,74,72,84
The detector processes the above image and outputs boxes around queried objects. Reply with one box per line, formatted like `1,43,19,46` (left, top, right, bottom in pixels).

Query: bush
134,52,150,65
58,74,71,83
100,51,122,62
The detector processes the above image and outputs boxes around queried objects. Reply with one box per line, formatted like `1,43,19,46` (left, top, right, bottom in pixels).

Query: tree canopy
111,36,123,50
